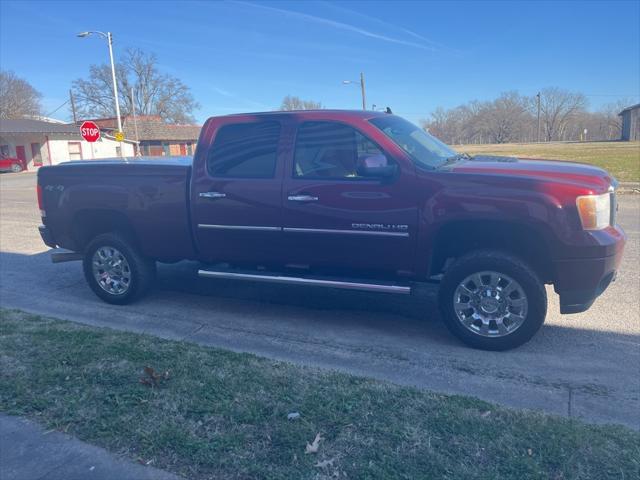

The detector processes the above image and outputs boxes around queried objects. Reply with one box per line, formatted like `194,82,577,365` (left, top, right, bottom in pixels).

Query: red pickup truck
37,110,625,350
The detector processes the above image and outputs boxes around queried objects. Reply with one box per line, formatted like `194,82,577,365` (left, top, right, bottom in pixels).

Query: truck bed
38,156,197,261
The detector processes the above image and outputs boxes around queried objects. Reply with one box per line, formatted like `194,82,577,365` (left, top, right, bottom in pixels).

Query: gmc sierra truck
37,110,626,350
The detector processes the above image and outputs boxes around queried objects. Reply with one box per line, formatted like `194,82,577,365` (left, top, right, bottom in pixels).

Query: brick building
90,115,201,156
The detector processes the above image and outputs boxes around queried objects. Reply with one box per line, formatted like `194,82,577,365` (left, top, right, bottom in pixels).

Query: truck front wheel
83,233,156,305
438,250,547,351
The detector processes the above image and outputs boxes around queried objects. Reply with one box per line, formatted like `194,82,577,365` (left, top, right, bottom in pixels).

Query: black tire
83,233,156,305
438,250,547,351
11,163,22,173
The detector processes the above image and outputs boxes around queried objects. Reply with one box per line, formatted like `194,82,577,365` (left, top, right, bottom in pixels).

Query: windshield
369,116,457,169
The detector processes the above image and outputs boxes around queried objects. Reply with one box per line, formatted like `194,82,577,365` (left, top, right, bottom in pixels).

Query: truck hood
449,155,614,192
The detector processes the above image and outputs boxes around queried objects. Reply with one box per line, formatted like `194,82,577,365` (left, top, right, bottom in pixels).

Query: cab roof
206,109,390,123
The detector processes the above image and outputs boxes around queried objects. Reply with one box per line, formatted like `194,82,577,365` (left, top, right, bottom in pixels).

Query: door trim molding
197,225,410,237
283,227,409,237
197,224,280,231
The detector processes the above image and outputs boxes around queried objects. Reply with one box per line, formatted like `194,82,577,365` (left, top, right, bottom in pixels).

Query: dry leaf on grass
139,366,170,387
305,433,323,454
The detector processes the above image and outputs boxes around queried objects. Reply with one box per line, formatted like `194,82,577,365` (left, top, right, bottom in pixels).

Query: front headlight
576,193,610,230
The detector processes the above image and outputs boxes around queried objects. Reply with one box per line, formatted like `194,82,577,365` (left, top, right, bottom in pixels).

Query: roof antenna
385,107,393,114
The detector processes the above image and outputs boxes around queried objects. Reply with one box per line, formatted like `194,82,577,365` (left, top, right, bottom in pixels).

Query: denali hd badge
351,223,409,232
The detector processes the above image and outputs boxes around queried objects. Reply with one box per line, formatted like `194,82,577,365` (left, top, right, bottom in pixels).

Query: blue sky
1,0,639,125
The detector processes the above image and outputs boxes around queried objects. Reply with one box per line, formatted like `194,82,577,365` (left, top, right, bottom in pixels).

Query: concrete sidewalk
0,414,179,480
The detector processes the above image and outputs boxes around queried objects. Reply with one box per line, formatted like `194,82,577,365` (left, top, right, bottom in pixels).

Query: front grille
610,190,617,226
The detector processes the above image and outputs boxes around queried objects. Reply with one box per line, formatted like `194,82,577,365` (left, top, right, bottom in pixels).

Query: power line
45,99,70,118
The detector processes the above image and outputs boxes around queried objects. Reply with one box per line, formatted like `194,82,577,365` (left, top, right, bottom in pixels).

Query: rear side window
293,121,390,179
208,121,281,178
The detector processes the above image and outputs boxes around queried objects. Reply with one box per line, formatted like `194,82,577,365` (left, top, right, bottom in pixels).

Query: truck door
191,119,286,265
282,120,418,275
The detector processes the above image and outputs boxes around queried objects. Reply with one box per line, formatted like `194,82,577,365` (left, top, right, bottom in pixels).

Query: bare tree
71,49,199,124
0,71,42,119
531,87,588,141
280,95,322,111
422,94,532,145
482,92,532,143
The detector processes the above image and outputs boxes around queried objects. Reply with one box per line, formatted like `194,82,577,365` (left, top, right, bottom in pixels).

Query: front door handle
200,191,226,199
288,194,319,202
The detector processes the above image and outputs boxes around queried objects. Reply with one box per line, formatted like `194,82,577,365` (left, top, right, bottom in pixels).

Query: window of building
31,143,42,166
293,121,390,179
0,145,9,157
207,121,281,178
68,142,82,161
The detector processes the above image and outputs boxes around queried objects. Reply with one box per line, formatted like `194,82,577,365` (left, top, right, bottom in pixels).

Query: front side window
369,115,456,169
294,121,391,179
208,121,281,178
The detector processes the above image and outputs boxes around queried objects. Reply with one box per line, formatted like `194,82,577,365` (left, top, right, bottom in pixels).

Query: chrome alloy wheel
92,246,132,295
453,271,528,338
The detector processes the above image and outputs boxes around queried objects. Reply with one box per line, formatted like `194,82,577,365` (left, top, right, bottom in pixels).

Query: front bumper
38,225,57,249
554,226,626,314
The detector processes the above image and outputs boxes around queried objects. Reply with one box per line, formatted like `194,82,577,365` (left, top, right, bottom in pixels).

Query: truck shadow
1,250,639,353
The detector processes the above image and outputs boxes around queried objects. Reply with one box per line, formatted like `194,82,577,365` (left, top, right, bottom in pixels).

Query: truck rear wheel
438,250,547,351
83,233,156,305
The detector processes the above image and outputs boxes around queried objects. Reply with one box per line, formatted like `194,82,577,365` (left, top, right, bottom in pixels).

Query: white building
0,118,136,169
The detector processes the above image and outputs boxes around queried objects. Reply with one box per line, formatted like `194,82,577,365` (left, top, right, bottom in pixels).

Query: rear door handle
287,194,319,202
200,191,226,199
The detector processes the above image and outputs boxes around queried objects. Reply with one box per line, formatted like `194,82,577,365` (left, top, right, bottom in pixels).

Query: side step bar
198,269,411,294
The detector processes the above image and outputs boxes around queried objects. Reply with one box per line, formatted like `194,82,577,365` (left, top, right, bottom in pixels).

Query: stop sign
80,121,101,143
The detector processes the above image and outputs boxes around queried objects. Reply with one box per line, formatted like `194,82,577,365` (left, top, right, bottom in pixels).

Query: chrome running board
197,269,411,294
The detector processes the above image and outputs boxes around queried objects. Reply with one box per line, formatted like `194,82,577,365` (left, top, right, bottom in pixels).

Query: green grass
455,141,640,182
1,309,638,480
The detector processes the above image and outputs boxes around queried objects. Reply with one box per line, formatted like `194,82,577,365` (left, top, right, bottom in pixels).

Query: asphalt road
1,172,639,429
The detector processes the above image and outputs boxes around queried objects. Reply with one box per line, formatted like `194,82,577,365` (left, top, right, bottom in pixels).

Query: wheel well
430,221,555,283
72,209,138,251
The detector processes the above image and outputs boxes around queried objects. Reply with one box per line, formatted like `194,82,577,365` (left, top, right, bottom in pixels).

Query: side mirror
357,153,397,178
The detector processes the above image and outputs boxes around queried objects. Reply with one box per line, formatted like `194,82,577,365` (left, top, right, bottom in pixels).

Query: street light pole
106,32,123,135
77,31,123,147
342,72,367,110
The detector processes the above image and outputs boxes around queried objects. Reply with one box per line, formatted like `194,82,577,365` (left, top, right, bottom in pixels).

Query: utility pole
69,89,77,124
536,92,541,143
360,72,366,111
131,87,140,155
